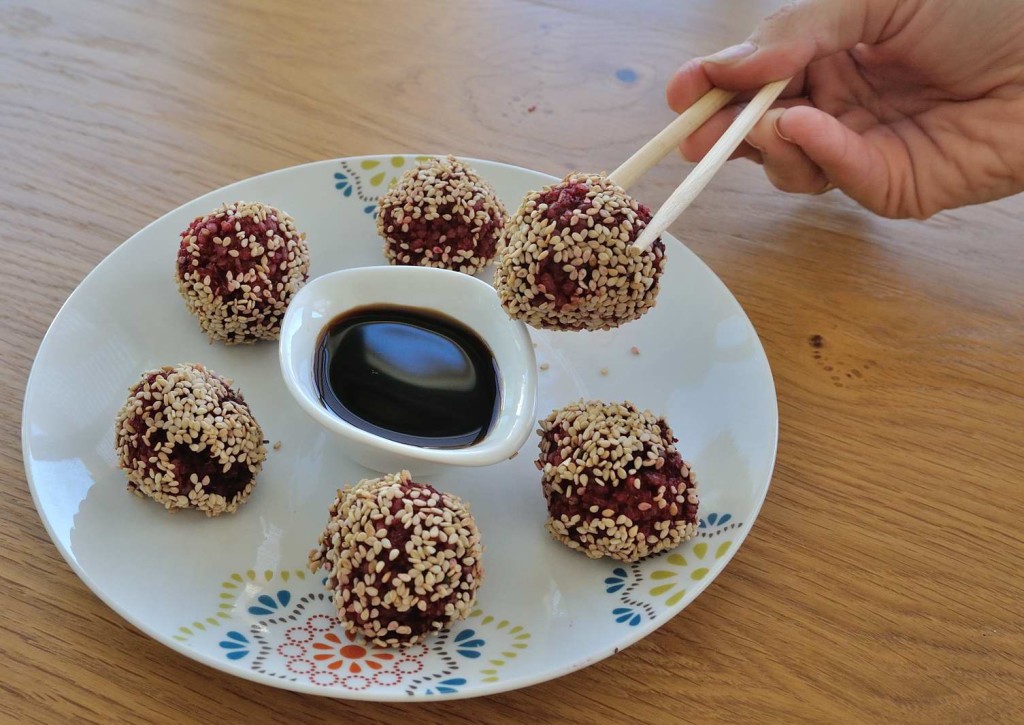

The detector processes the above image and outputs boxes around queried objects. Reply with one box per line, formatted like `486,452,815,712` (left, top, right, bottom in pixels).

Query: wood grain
2,0,1022,722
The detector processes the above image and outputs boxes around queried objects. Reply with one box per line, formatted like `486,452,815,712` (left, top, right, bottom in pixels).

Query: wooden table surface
3,1,1022,722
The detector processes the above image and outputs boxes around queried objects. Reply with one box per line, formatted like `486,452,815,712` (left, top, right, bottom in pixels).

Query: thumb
775,105,905,216
701,0,905,89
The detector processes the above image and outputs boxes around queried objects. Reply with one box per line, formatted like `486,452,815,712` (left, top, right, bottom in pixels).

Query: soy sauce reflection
314,305,500,449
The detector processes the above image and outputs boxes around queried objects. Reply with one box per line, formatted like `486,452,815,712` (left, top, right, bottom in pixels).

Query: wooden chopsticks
632,78,791,251
608,88,736,190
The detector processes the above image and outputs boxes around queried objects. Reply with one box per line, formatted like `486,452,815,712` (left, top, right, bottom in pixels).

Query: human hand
667,0,1024,219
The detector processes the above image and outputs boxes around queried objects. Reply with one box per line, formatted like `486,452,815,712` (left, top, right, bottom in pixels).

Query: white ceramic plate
22,155,777,701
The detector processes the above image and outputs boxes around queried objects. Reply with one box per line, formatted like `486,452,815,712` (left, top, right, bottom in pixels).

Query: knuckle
757,1,804,37
766,167,811,194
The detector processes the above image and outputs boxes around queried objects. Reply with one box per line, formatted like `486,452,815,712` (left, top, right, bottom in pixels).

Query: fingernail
702,42,756,65
773,114,794,143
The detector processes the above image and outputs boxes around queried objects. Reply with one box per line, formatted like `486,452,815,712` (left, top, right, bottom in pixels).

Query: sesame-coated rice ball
175,201,310,343
494,173,665,331
376,156,507,275
114,363,266,516
308,471,484,647
536,400,698,562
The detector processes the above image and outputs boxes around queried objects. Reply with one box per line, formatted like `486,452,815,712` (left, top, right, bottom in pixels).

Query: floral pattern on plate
177,568,531,696
604,512,742,626
333,155,434,217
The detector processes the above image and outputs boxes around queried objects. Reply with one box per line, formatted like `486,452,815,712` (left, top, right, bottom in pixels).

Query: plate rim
21,154,779,701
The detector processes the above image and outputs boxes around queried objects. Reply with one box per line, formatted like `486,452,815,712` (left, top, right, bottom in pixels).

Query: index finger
666,57,806,113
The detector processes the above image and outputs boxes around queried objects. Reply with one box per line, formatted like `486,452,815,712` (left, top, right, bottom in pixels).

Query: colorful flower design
333,172,354,197
310,629,396,673
216,568,307,620
605,512,741,623
254,608,432,689
701,512,731,528
174,514,737,693
462,611,531,682
698,511,741,537
605,565,655,625
613,607,643,627
605,567,629,594
333,155,435,217
172,569,309,643
645,541,733,606
452,629,485,659
179,570,533,696
424,677,467,696
248,590,291,616
218,631,250,660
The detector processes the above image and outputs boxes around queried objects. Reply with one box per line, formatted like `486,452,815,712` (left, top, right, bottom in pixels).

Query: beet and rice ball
114,363,266,516
494,172,665,331
308,470,483,647
376,156,507,274
536,400,698,562
175,201,310,343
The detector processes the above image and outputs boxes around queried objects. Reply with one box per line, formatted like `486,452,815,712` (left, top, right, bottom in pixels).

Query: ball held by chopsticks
494,173,665,331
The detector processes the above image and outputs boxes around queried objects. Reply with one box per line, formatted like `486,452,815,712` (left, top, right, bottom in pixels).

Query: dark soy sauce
314,305,500,449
